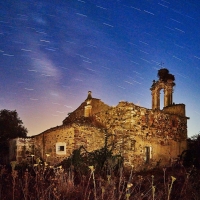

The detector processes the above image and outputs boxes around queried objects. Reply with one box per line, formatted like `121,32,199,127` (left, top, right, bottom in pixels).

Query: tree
0,109,27,163
181,134,200,168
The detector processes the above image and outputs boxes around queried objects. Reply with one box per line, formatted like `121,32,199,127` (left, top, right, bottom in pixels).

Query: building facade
9,69,189,170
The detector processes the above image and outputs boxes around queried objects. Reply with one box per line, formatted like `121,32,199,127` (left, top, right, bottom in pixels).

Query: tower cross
159,62,164,68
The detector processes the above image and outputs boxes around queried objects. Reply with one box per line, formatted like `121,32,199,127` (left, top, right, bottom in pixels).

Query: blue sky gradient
1,0,200,137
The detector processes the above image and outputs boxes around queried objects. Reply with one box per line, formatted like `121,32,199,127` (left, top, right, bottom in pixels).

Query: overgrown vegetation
181,134,200,168
59,129,123,177
1,160,200,200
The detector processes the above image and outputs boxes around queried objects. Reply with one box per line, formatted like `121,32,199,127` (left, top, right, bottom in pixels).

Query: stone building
9,69,189,170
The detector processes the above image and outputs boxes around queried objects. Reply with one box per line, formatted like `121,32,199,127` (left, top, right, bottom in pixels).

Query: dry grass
0,163,200,200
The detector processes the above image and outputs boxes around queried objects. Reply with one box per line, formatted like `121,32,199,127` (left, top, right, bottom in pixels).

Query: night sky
1,0,200,137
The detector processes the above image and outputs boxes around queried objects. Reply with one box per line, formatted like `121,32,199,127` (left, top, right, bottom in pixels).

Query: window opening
58,146,65,151
56,142,66,155
145,146,152,163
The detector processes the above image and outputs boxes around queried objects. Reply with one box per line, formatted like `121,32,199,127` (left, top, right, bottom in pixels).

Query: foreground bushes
0,163,200,200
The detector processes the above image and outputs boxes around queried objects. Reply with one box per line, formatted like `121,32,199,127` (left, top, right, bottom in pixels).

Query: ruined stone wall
33,123,105,165
11,100,187,170
9,138,35,163
163,104,186,117
63,103,85,124
94,101,187,169
63,99,110,125
34,125,75,165
90,99,110,115
73,124,105,152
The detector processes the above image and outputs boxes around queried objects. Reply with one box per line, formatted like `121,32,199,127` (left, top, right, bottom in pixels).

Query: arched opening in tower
160,88,164,110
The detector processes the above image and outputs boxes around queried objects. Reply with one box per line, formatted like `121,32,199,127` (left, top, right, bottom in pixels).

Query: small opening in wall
145,146,152,163
58,146,65,151
56,143,66,154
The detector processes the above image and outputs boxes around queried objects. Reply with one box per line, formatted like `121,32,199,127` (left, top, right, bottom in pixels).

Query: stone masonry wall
9,138,35,163
33,124,105,165
63,98,110,125
94,101,187,169
73,124,105,152
163,104,186,117
34,125,74,165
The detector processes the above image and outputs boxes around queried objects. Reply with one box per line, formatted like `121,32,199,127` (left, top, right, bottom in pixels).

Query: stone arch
151,69,175,110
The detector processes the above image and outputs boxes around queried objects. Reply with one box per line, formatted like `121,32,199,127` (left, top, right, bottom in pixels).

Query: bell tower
84,91,92,117
150,68,175,110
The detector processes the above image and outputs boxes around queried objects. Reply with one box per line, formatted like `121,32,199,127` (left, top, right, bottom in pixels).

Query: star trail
1,0,200,137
